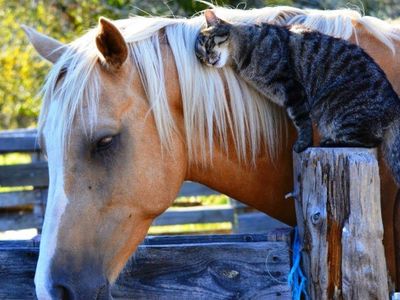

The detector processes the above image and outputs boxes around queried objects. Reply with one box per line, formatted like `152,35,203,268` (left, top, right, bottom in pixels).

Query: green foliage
0,0,399,131
0,153,31,165
295,0,400,19
0,0,131,130
0,1,45,130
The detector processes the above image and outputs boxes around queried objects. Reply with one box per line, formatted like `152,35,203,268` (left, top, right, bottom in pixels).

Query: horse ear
21,25,66,64
96,17,128,69
204,10,225,27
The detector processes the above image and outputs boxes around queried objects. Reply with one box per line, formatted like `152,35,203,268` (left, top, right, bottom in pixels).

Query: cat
195,10,400,185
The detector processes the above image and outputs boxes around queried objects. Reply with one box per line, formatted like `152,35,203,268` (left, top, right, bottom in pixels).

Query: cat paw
293,140,312,153
320,138,335,147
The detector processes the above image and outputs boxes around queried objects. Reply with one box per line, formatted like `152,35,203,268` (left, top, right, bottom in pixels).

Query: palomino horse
23,6,400,299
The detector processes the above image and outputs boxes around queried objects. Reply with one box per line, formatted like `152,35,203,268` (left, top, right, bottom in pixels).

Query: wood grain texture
0,189,45,231
0,129,39,153
0,212,42,231
395,191,400,289
0,231,292,299
0,162,48,187
0,190,43,208
293,148,388,300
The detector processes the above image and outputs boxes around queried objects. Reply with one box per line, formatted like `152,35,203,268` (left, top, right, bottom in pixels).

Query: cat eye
214,35,229,45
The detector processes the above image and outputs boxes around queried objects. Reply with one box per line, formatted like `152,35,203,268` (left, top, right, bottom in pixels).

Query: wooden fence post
31,152,46,233
293,148,388,299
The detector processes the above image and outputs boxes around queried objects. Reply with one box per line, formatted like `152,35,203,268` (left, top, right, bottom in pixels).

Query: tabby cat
195,10,400,185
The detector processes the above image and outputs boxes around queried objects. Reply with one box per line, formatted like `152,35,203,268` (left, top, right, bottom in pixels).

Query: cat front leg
287,105,313,153
284,80,313,153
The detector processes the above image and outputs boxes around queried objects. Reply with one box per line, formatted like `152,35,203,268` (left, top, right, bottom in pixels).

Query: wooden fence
0,230,293,299
0,129,393,299
0,128,294,299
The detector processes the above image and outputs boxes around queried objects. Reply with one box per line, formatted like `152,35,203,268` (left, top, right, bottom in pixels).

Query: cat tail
382,117,400,186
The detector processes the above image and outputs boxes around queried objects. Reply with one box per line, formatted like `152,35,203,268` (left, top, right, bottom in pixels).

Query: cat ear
204,10,225,27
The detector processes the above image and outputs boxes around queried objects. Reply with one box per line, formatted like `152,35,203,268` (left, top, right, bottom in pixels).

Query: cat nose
208,56,219,66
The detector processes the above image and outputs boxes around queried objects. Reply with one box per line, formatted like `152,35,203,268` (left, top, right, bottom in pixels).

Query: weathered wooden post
31,151,47,233
293,148,388,299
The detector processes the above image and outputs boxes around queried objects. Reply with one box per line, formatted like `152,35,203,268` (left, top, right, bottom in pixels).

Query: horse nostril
50,283,110,300
53,284,74,300
48,267,110,299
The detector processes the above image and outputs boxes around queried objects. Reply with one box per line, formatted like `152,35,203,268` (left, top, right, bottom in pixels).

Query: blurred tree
295,0,400,19
0,0,399,130
0,0,132,130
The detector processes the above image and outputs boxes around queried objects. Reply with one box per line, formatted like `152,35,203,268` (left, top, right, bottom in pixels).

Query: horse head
24,18,186,299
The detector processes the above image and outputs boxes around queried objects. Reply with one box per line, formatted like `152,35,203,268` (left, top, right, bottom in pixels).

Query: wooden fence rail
0,129,39,153
0,230,292,299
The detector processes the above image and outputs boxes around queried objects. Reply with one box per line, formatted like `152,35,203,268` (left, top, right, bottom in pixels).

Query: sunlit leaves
0,0,398,130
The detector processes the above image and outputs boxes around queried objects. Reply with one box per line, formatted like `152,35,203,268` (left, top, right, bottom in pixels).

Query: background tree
1,0,399,130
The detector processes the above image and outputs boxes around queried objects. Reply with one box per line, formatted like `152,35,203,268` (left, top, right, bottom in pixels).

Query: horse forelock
39,5,400,164
39,29,100,155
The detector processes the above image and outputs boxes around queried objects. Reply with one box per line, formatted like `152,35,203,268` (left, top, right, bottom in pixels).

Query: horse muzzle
39,257,112,300
47,277,111,300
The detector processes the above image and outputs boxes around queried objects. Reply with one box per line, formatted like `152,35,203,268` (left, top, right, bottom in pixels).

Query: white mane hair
39,6,400,164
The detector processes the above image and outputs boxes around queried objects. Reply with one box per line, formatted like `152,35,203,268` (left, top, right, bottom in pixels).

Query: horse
22,6,400,299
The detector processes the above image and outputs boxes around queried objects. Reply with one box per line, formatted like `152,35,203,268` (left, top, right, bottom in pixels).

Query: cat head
195,10,232,68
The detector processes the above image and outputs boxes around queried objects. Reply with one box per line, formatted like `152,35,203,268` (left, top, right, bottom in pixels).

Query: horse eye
96,136,114,151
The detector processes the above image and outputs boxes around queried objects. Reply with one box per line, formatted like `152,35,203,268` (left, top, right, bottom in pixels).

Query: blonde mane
39,6,400,163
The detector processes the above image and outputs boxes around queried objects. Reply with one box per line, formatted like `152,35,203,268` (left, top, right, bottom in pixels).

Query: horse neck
185,138,296,224
160,42,296,224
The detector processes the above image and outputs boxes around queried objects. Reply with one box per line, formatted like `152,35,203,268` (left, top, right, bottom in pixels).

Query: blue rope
288,227,309,300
